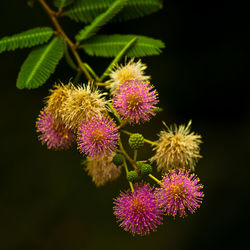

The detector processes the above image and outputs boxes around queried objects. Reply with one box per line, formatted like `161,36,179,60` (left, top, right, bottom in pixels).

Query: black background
0,1,249,249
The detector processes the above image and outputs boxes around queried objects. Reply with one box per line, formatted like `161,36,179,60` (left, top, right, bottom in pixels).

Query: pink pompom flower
113,80,158,124
155,169,204,217
113,183,163,236
36,109,75,150
77,115,119,158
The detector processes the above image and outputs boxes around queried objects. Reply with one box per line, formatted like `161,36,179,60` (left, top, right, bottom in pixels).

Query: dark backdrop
0,1,249,250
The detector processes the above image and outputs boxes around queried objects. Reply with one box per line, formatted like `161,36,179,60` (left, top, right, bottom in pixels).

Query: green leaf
0,27,54,54
65,0,163,23
81,34,165,57
17,37,64,89
100,37,137,81
53,0,75,9
76,0,126,41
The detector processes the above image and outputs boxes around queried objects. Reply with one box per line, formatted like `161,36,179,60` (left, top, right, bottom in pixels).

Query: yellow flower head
107,58,150,93
85,154,122,187
150,121,202,172
61,82,108,131
45,82,74,120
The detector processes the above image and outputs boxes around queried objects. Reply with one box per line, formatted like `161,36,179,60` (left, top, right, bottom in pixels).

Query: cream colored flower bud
62,83,108,131
85,154,122,187
150,121,202,172
46,82,108,131
106,58,150,93
45,82,74,120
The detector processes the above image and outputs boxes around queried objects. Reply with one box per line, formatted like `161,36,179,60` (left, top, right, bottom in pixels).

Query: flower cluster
35,59,205,236
114,170,203,235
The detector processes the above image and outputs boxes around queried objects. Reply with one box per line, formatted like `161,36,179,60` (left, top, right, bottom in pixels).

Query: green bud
128,133,145,150
136,162,145,170
127,171,138,183
112,153,124,166
140,164,153,175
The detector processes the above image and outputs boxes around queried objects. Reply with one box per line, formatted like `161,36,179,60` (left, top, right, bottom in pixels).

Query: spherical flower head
155,169,204,217
45,82,74,120
128,133,145,149
113,183,163,236
127,171,139,183
151,121,202,172
140,164,153,175
107,58,150,93
113,79,158,124
36,109,75,150
61,82,108,131
112,153,125,166
77,115,119,158
85,154,121,187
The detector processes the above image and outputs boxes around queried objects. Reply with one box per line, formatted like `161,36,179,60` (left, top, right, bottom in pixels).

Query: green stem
96,82,109,86
107,103,122,123
121,129,132,136
123,160,134,192
83,62,100,81
64,44,78,71
137,160,147,163
99,37,137,82
119,120,128,129
118,137,135,168
134,150,137,161
144,138,158,146
148,174,162,186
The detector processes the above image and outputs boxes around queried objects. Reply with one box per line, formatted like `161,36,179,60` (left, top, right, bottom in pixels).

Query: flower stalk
148,174,162,186
123,160,134,192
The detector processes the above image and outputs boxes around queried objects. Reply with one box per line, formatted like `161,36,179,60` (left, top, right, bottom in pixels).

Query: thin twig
148,174,162,186
38,0,93,81
133,150,137,162
118,137,135,168
123,160,134,192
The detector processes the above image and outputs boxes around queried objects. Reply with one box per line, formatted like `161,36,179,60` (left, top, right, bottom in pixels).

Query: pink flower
77,115,119,158
113,80,158,124
36,109,75,150
114,183,163,236
155,169,204,217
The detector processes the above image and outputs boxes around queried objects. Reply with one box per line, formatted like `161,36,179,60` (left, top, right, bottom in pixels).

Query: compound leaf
0,27,54,54
76,0,126,41
65,0,163,23
17,37,64,89
81,34,165,57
